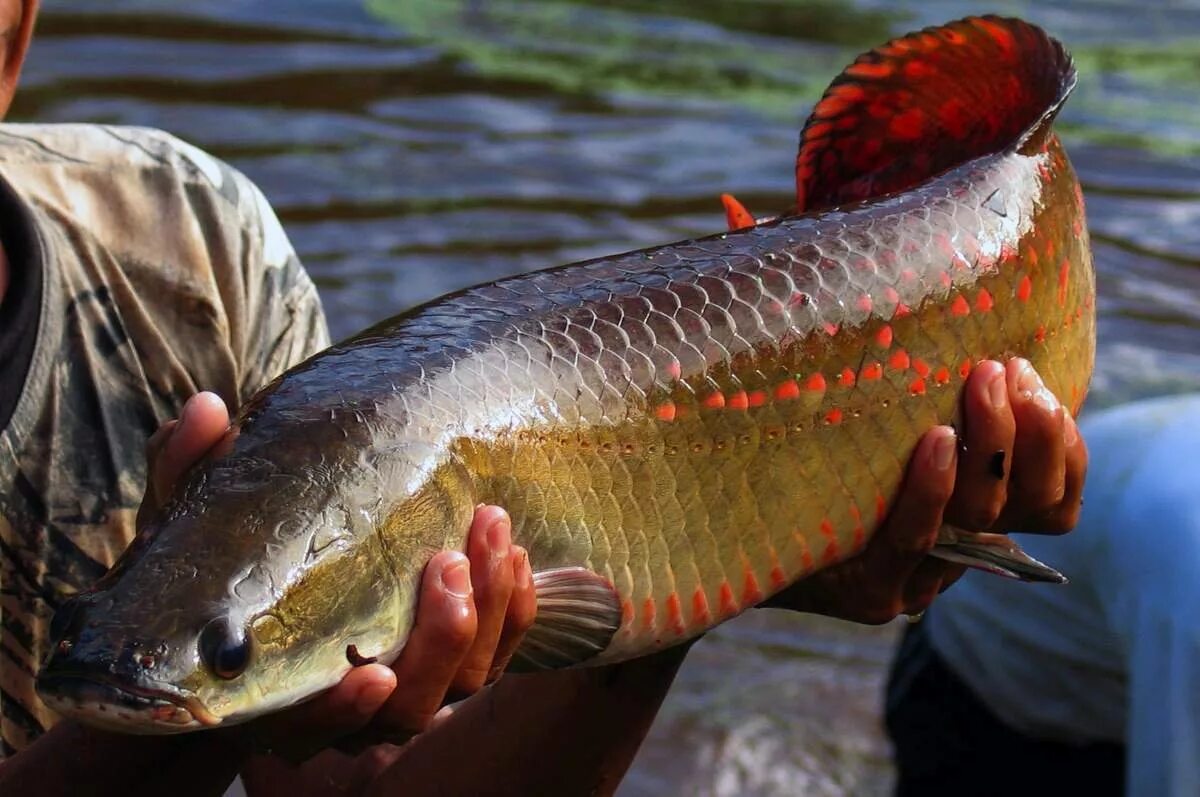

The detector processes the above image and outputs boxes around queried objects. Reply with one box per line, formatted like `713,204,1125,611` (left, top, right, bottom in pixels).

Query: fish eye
199,618,250,680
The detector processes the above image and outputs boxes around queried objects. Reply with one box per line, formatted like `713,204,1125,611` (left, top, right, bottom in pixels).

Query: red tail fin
794,16,1075,213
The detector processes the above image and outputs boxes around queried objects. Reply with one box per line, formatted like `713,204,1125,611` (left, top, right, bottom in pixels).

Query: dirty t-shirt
0,124,330,757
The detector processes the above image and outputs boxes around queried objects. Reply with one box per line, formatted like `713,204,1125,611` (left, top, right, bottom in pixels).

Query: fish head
36,435,457,734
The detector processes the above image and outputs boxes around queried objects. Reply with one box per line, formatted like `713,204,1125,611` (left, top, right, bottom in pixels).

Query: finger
489,545,537,678
1006,409,1088,534
448,506,515,698
152,392,230,501
944,360,1015,530
139,420,179,524
372,551,477,738
864,426,958,591
1003,359,1068,530
902,559,966,615
244,662,396,761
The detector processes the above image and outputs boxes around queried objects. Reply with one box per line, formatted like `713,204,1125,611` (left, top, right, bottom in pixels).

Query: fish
37,15,1094,734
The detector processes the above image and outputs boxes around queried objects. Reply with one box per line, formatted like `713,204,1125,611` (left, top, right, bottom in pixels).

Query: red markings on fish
849,505,866,550
775,380,801,401
894,303,912,318
747,390,767,408
950,294,971,317
825,408,844,425
959,358,973,379
875,493,887,524
856,294,874,313
889,108,926,140
934,366,951,385
1035,325,1047,343
666,360,682,380
691,587,711,626
805,373,827,393
621,599,635,627
861,362,883,381
909,377,927,396
976,16,1016,57
768,546,787,590
655,402,676,422
665,592,686,636
903,59,933,79
889,348,911,371
741,567,763,605
839,367,856,388
823,322,840,336
727,390,749,411
935,233,956,260
718,580,738,616
819,518,840,564
975,288,995,312
912,358,931,379
1057,258,1070,306
939,97,969,138
875,324,894,348
845,60,895,80
641,598,656,631
1017,275,1033,302
703,392,726,410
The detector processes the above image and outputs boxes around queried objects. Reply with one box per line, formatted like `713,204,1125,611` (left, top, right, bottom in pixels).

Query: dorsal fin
794,16,1076,214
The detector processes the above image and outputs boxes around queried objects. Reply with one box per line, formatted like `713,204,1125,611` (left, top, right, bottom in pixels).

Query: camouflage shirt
0,124,329,757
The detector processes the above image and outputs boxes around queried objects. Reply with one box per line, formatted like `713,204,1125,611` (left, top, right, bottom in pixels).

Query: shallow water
18,1,1200,793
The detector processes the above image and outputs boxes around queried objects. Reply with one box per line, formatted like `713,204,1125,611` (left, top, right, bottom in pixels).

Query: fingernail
1064,413,1079,447
987,370,1007,410
182,391,220,425
1033,386,1060,414
441,557,472,599
933,432,957,471
1016,359,1039,397
487,517,511,562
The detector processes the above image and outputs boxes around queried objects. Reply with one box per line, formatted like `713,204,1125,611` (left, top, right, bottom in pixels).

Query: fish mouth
36,671,221,734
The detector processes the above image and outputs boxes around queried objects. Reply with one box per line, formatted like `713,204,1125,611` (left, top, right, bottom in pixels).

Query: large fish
38,16,1093,733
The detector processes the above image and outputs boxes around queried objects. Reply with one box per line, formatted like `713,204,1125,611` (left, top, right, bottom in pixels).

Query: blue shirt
926,393,1200,796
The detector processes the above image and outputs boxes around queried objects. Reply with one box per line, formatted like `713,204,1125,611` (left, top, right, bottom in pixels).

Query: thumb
141,392,230,523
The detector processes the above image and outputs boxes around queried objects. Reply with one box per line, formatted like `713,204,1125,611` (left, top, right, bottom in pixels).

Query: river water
18,1,1200,794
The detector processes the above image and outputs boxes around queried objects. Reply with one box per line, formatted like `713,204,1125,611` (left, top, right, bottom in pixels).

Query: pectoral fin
508,567,622,672
931,525,1067,584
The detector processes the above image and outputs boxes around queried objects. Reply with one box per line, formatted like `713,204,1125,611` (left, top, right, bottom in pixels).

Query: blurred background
17,1,1200,794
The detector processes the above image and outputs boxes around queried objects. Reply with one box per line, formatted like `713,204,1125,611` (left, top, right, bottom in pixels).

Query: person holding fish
0,4,1089,796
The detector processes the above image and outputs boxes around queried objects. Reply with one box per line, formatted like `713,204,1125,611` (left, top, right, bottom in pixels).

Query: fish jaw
36,667,219,734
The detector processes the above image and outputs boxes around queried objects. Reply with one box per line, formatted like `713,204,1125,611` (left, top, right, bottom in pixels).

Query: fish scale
38,15,1096,733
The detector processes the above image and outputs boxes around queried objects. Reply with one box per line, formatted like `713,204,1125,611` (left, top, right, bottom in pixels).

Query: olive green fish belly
461,145,1094,662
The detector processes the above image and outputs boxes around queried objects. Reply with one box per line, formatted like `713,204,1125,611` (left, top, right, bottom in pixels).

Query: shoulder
0,123,285,262
0,123,328,396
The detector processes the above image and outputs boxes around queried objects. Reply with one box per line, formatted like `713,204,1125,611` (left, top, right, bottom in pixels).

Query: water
17,1,1200,794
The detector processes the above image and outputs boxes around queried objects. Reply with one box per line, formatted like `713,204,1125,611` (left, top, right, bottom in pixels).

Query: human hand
762,358,1088,624
138,393,537,762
